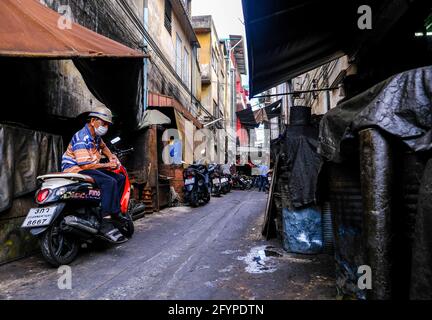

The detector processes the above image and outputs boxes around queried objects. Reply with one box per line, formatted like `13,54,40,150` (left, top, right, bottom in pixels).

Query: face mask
95,125,108,136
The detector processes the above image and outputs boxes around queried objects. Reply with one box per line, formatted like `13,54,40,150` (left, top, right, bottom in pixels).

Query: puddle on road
236,245,279,274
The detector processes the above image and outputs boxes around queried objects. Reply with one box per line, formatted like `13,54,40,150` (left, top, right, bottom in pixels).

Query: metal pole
255,86,340,99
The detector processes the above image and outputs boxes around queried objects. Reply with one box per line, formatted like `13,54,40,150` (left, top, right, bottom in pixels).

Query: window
164,0,172,34
183,48,190,87
211,49,218,72
176,34,182,76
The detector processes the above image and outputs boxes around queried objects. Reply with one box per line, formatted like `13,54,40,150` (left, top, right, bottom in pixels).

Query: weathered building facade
291,56,356,115
192,15,228,128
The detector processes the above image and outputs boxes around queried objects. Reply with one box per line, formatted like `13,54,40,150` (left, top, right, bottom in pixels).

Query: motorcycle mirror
111,137,121,145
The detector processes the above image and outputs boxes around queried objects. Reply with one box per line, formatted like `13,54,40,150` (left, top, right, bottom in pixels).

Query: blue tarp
282,207,323,254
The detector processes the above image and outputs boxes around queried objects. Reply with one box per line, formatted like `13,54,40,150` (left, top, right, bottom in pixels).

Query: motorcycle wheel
203,191,211,204
40,219,79,267
190,192,199,207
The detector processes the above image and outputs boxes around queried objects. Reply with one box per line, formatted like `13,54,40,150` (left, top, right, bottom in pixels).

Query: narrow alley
0,191,334,300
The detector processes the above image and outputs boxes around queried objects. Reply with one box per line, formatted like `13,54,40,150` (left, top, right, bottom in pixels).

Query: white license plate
22,206,57,228
185,178,195,185
221,178,228,183
213,178,220,185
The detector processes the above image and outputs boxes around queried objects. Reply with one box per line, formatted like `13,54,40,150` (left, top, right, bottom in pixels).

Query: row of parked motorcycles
182,164,255,207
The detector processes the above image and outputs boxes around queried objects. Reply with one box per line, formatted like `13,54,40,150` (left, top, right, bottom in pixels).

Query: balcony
200,64,211,84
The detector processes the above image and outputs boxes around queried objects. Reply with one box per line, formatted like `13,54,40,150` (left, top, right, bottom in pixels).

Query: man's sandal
99,222,128,244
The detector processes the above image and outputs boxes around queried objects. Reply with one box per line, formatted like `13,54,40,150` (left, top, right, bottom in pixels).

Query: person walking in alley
61,106,127,243
258,163,269,192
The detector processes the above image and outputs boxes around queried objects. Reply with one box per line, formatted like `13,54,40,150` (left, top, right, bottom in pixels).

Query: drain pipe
143,0,149,111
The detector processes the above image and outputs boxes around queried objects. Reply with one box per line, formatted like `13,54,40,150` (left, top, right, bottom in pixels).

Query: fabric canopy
242,0,413,96
237,100,282,128
263,100,282,119
236,107,260,129
0,0,144,58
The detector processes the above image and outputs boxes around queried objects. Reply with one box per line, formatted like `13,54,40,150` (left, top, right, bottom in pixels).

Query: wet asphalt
0,190,335,300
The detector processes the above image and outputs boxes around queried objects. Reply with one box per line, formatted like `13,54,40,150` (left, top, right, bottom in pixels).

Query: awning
0,0,149,132
242,0,414,96
148,92,203,129
0,0,145,58
142,110,172,128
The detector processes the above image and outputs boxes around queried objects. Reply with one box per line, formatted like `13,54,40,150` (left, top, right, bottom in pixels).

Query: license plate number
213,178,220,185
221,178,228,183
185,178,195,185
22,206,57,228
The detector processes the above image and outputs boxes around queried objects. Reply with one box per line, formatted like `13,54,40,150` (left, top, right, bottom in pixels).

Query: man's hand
99,161,118,170
110,155,121,166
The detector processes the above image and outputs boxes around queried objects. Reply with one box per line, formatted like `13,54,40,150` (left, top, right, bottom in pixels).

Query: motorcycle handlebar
114,148,134,157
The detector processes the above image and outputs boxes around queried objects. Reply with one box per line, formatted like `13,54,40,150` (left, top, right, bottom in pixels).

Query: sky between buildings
191,0,265,144
191,0,249,88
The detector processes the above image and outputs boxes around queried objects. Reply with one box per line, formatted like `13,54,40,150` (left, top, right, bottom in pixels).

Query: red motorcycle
21,137,144,267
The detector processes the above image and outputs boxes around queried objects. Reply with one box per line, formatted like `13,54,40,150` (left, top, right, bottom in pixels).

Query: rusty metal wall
359,128,393,300
328,160,367,299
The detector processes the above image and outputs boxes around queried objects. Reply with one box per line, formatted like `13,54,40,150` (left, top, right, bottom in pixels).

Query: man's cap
88,106,113,124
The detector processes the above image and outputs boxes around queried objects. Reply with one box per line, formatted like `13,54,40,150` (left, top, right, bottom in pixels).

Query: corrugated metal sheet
0,0,145,58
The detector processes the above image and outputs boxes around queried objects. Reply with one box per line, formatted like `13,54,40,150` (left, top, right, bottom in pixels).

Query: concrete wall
0,196,38,265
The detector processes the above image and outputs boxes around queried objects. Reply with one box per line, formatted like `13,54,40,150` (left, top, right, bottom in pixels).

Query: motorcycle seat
38,173,96,184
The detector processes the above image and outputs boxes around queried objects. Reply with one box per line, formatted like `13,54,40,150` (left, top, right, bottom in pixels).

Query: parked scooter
220,171,231,194
232,174,250,190
183,163,211,207
208,163,222,197
21,137,144,267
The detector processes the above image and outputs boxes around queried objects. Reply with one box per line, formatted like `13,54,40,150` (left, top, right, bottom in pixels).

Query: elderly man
61,106,126,243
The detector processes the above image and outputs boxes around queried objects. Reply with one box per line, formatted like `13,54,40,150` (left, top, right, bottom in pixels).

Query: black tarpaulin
319,66,432,163
74,59,145,131
242,0,413,96
279,125,322,208
0,124,63,213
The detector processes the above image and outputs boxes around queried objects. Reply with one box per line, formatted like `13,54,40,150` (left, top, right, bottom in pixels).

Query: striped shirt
62,124,106,173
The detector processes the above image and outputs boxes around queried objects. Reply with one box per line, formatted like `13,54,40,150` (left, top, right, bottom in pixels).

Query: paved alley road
0,191,335,300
